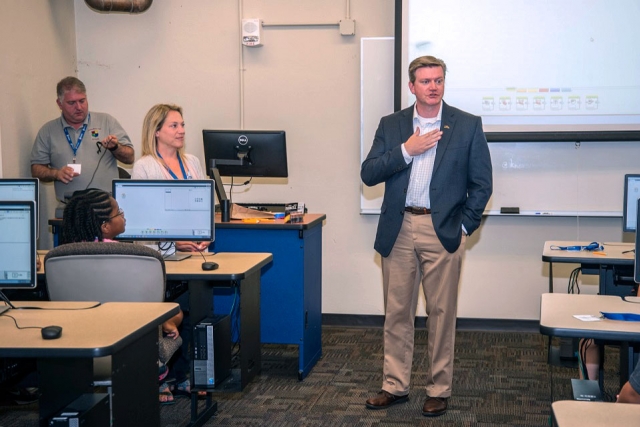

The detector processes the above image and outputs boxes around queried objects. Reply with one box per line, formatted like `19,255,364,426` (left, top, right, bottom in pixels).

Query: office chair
44,242,181,416
117,166,131,179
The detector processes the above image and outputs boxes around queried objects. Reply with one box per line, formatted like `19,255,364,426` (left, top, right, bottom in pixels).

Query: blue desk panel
210,214,324,380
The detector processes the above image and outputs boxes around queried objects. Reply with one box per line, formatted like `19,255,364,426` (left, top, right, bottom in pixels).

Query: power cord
84,142,109,190
578,338,592,379
158,241,175,258
228,177,252,205
568,267,581,294
229,285,240,360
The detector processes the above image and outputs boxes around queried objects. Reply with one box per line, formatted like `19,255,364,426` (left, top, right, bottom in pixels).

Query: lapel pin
444,125,450,129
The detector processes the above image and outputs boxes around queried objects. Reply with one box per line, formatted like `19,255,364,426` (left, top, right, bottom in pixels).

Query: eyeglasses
104,208,124,223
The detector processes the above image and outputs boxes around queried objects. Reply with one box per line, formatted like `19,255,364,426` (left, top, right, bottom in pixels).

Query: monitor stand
0,305,10,316
163,253,192,262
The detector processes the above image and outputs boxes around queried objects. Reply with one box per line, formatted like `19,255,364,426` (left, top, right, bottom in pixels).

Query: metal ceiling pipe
84,0,153,13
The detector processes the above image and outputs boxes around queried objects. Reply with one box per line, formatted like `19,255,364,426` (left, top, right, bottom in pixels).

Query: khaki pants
381,213,465,398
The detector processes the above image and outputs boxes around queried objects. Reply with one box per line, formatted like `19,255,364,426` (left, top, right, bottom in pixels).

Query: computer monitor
0,178,39,238
112,180,215,242
202,130,288,178
202,130,288,221
0,201,37,313
623,174,640,232
635,198,640,283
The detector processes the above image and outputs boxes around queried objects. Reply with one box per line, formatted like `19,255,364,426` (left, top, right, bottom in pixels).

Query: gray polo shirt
30,112,133,201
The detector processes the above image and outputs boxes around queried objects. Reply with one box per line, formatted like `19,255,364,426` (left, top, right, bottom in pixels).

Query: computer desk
212,213,326,380
539,293,640,389
49,214,325,381
542,241,636,296
38,251,272,391
0,301,179,427
551,400,640,427
36,251,271,427
163,252,272,391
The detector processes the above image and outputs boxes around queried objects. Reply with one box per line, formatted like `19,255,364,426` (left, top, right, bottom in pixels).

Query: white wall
3,0,630,320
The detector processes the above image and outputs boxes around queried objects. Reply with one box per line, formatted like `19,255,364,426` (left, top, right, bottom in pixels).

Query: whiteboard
360,38,640,217
360,38,393,214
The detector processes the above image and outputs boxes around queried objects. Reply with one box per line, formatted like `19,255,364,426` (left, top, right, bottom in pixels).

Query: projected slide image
404,0,640,130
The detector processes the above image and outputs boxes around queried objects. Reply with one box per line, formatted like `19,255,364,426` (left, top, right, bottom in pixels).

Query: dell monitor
623,174,640,232
0,178,39,238
112,179,214,249
202,130,288,221
202,130,288,179
0,201,37,315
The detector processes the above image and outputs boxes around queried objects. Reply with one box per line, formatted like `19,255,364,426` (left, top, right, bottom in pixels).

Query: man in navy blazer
361,56,492,417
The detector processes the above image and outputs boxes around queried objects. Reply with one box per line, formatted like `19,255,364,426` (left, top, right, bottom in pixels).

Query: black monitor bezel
111,179,215,242
202,129,288,178
635,198,640,283
0,200,37,289
0,178,39,239
623,174,640,232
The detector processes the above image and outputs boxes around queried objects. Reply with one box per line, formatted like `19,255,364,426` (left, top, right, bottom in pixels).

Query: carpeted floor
0,327,623,426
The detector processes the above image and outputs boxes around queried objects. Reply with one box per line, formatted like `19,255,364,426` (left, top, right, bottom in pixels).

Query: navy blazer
361,102,492,256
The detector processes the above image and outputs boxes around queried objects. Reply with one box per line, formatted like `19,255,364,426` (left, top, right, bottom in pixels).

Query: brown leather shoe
422,396,448,417
365,390,409,410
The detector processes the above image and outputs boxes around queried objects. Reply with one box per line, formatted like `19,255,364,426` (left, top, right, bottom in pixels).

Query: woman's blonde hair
140,103,187,164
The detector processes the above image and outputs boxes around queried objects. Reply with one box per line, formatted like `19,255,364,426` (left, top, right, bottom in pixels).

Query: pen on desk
592,251,607,256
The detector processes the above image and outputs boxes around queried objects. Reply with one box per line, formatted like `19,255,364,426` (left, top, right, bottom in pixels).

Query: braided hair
60,188,113,244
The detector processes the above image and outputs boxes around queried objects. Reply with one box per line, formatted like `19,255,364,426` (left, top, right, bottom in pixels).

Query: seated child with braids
60,188,183,404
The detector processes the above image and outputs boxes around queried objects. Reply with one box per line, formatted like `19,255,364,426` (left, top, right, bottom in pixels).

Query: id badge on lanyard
64,123,87,174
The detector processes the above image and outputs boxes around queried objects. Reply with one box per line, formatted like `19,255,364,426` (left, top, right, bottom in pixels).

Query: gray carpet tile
0,327,625,426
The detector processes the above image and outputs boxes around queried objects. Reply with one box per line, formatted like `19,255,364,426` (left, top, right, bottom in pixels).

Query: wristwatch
108,143,119,152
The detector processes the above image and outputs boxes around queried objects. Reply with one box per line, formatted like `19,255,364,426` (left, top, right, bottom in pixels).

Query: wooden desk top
50,213,327,230
542,241,634,265
163,252,272,280
37,251,273,280
539,293,640,341
552,400,640,426
0,301,179,358
214,213,326,230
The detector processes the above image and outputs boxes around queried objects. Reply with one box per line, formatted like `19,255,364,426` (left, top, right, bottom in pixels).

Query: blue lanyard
157,151,189,179
63,123,88,161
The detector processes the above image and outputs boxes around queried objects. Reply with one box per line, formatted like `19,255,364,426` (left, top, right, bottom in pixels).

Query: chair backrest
44,242,166,303
117,167,131,179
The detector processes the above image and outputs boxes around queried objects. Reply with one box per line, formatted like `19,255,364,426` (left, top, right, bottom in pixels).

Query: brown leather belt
405,206,431,215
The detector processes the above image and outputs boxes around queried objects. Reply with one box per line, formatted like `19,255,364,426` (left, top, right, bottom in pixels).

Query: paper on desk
573,315,602,322
231,203,275,220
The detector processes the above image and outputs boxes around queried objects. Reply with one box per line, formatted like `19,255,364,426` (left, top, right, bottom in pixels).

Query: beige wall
1,0,629,319
0,0,77,239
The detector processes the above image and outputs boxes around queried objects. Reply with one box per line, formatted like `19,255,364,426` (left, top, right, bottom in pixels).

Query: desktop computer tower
193,315,231,388
559,337,579,360
49,393,109,426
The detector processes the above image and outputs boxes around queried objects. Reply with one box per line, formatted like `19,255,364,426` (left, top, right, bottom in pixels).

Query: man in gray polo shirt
31,77,134,202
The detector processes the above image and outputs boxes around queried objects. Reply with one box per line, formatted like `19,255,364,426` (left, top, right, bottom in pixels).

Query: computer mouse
202,262,219,271
41,325,63,340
